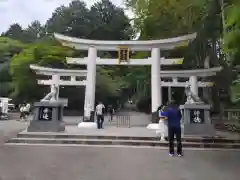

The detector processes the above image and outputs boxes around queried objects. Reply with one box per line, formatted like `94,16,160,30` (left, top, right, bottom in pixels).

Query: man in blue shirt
161,100,183,156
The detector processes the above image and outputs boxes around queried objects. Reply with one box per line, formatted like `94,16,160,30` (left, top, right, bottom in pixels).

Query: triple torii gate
53,33,223,128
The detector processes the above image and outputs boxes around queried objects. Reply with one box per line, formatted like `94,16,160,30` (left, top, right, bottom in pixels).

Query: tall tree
88,0,133,40
125,0,207,39
45,0,133,40
0,37,25,97
9,43,73,102
24,20,45,42
45,0,90,38
1,23,26,42
223,0,240,103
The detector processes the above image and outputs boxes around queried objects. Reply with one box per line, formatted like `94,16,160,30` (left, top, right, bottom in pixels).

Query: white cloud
0,0,131,33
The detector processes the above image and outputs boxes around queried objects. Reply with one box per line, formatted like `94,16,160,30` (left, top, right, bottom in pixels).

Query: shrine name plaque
118,46,130,63
38,107,53,121
189,109,204,124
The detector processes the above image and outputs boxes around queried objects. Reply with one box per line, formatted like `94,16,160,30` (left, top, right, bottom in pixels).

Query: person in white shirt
19,104,25,120
95,102,105,129
23,103,31,119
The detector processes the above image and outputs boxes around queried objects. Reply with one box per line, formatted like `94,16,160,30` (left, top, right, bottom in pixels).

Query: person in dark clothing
108,105,114,122
160,100,183,157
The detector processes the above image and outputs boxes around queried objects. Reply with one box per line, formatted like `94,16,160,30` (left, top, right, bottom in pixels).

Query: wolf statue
184,84,203,104
41,84,59,102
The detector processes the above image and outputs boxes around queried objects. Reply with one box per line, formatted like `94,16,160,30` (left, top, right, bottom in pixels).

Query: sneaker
169,153,174,157
177,153,183,157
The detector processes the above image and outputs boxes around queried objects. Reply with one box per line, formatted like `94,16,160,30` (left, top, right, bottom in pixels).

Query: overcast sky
0,0,131,33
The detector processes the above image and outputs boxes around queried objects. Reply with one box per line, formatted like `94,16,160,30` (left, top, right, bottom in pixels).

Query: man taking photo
160,100,183,157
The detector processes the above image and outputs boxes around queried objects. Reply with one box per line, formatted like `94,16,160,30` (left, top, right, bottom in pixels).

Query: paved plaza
0,114,240,180
0,120,28,145
0,145,239,180
53,111,151,127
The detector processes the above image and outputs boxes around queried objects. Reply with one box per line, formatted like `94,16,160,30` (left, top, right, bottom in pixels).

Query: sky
0,0,132,33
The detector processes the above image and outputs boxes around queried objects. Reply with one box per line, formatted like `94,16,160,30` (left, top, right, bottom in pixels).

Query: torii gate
54,33,198,118
30,65,87,106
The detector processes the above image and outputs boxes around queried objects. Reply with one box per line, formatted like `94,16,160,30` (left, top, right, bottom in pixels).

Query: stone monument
27,84,65,132
180,84,215,136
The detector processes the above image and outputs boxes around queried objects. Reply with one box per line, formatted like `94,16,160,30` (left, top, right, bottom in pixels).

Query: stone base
27,121,65,132
151,111,159,123
147,123,184,138
180,103,216,136
27,101,65,132
78,122,97,128
8,129,240,149
183,124,216,136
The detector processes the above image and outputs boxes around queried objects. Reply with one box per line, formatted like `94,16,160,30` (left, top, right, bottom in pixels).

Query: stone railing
223,109,240,121
215,109,240,132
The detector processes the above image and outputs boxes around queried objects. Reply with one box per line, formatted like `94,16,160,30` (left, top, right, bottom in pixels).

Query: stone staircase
5,131,240,149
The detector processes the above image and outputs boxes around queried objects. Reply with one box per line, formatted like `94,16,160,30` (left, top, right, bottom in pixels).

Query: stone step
6,137,240,149
17,133,240,144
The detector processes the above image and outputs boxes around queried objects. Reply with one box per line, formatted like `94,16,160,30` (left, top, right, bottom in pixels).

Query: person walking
19,104,25,120
108,105,114,123
160,100,183,157
95,102,105,129
23,102,31,120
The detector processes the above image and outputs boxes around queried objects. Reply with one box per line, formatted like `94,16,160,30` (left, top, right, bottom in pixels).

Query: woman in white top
157,105,168,141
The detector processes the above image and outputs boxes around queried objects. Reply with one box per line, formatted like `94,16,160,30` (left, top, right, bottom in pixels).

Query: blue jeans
168,126,182,154
97,115,104,129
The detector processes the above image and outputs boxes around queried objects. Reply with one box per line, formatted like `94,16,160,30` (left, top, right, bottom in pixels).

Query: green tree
88,0,133,40
45,0,90,37
125,0,207,39
223,1,240,103
9,43,73,102
0,37,26,97
224,1,240,65
24,20,45,43
2,0,134,108
1,23,26,42
45,0,133,40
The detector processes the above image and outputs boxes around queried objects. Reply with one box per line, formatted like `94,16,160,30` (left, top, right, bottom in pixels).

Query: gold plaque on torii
118,46,130,64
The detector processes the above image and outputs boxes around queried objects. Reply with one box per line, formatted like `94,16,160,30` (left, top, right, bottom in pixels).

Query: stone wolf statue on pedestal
185,84,203,104
41,84,59,102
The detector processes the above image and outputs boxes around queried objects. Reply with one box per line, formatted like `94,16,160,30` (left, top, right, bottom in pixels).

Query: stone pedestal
180,104,215,136
83,110,95,122
151,111,159,123
78,122,97,128
27,101,65,132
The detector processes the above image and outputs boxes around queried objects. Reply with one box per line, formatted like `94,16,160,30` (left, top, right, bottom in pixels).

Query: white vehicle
8,103,15,111
0,97,12,120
